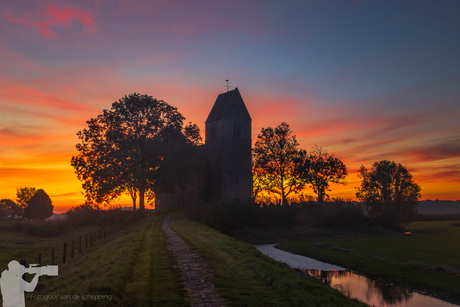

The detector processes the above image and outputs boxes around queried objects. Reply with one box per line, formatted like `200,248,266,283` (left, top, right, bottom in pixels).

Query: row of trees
253,122,421,226
0,187,54,219
253,122,347,205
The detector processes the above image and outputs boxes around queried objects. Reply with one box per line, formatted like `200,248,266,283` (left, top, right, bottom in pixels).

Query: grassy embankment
277,220,460,304
170,212,365,306
2,212,187,306
2,211,367,306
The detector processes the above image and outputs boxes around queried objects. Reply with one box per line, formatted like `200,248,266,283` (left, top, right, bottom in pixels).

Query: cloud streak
5,5,95,38
403,138,460,162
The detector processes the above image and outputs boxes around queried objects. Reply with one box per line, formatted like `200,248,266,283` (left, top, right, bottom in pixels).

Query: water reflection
301,269,453,307
256,244,458,307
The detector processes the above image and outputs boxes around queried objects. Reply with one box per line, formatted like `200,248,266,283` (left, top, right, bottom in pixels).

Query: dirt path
162,213,227,307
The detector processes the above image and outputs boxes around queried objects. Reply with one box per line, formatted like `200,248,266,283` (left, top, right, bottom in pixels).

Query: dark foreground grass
277,220,460,305
3,211,366,306
170,212,366,307
123,212,188,306
0,232,64,271
22,212,186,306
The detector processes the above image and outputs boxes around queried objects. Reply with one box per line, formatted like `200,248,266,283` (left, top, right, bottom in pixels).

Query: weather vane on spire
225,79,232,92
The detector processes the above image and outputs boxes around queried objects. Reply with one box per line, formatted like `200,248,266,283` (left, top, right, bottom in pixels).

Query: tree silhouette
304,146,347,202
253,122,307,205
356,160,421,228
0,199,18,217
71,93,201,210
23,189,53,219
16,187,38,215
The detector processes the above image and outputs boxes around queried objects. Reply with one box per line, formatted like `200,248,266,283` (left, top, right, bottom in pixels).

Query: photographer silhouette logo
0,260,58,307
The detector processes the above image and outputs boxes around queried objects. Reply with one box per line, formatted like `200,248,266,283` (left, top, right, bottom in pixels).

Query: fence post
104,227,106,238
79,236,82,253
38,253,42,266
51,248,55,265
90,233,92,246
63,243,67,264
85,234,88,248
71,240,74,258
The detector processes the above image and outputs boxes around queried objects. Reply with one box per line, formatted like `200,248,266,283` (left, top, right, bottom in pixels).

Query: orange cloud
5,5,95,38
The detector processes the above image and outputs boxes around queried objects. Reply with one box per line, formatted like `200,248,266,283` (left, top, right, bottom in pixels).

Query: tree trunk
318,189,324,203
130,192,137,211
280,174,286,206
132,196,137,211
139,188,145,211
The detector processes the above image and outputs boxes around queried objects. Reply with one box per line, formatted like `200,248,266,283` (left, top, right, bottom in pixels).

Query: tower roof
205,88,251,123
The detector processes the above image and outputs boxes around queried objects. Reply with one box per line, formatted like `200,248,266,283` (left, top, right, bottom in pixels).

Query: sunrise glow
1,1,459,212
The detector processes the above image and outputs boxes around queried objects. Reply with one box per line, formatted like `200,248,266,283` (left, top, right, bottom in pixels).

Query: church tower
205,88,252,202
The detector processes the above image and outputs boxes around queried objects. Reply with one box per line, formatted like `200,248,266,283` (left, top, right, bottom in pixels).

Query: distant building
155,88,252,208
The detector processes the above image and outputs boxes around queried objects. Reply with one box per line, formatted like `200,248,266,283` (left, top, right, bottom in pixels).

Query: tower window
211,124,217,138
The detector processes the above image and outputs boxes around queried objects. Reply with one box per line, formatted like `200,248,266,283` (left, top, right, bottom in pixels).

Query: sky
1,0,459,212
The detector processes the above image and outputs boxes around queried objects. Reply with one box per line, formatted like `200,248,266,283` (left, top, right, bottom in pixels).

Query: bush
65,204,102,227
0,204,150,237
188,199,369,233
66,204,149,229
188,199,260,232
23,189,53,219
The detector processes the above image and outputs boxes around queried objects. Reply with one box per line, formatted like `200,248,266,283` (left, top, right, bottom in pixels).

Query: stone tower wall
205,88,252,202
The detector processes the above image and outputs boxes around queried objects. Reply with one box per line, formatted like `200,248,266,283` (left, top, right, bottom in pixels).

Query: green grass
3,212,188,306
123,213,188,306
277,220,460,304
170,212,366,307
0,232,65,269
1,212,371,306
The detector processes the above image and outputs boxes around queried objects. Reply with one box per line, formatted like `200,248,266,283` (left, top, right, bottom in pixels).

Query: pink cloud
5,5,95,38
0,80,96,113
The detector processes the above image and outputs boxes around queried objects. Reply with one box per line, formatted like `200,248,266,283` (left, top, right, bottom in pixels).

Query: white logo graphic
0,260,58,307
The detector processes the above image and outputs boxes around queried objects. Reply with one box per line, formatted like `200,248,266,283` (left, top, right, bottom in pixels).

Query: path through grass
171,212,365,307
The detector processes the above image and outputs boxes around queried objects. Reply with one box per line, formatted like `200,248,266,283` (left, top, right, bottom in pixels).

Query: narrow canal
256,244,458,307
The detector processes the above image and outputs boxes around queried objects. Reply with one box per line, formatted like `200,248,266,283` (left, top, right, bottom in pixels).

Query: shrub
188,199,369,233
23,189,53,219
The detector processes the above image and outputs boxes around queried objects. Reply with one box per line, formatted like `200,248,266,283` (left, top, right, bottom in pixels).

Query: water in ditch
255,244,458,307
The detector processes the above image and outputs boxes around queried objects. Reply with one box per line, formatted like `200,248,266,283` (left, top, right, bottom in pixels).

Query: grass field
170,212,365,306
1,211,367,306
0,232,64,271
1,212,187,306
277,220,460,304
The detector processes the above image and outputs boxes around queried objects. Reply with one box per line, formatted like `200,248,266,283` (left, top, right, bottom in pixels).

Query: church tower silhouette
205,88,252,201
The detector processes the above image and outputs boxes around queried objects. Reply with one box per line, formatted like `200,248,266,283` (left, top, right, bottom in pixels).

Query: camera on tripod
24,264,59,276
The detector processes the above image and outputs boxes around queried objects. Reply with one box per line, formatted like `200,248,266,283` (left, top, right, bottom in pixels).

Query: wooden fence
20,225,121,267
